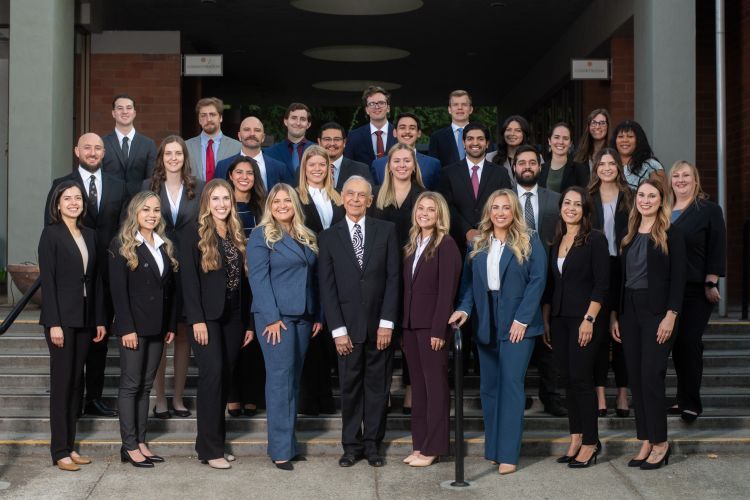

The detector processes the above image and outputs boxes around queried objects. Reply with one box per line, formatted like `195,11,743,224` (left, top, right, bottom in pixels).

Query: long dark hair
553,186,593,248
610,120,658,176
574,108,611,163
226,156,266,219
149,135,198,200
48,180,87,225
493,115,531,165
588,147,632,211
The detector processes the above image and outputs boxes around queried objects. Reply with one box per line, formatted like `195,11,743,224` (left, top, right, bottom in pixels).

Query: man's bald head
75,133,105,173
238,116,265,152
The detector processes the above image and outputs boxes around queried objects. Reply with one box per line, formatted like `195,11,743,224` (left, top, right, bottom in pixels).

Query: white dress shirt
412,234,431,276
136,231,166,276
331,155,344,187
487,236,505,291
308,185,333,229
516,183,540,227
369,122,390,155
249,151,269,189
466,158,486,182
115,127,136,149
331,215,394,338
165,183,183,225
78,166,102,211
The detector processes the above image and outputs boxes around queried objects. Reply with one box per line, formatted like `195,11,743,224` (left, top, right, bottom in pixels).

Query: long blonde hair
621,178,671,254
296,145,342,205
470,189,532,263
117,191,179,272
197,179,247,272
258,183,318,254
376,143,425,210
404,192,451,261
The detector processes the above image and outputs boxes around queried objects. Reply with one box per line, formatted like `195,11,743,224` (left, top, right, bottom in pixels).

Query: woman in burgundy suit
401,191,462,467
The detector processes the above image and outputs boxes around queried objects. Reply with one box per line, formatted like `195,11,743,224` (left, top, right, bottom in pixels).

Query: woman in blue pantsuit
248,183,322,471
450,188,547,475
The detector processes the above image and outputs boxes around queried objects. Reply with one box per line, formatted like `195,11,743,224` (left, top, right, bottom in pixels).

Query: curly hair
197,179,247,273
610,120,659,176
257,183,318,254
470,189,532,263
403,191,451,261
117,191,179,272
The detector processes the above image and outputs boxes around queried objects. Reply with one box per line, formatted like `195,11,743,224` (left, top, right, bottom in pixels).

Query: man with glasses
185,97,241,182
343,86,397,167
318,122,372,192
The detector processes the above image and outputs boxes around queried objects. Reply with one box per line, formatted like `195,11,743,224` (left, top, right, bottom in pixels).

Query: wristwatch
705,281,718,289
584,314,595,323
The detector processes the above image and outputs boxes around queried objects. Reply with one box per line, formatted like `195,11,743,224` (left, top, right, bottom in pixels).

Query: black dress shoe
667,405,682,415
227,408,242,418
153,407,171,420
628,457,646,467
338,453,362,467
272,459,294,471
681,410,698,423
598,409,608,417
290,455,307,462
367,455,386,467
640,444,671,470
85,399,117,417
616,408,630,418
568,441,602,469
143,454,164,463
243,407,258,417
171,408,192,418
120,447,154,468
543,401,568,417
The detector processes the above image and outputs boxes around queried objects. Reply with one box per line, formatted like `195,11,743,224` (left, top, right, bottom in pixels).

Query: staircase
1,305,749,458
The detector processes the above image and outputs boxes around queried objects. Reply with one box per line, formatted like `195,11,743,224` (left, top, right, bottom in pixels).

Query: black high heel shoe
640,444,671,470
152,407,171,420
556,444,581,464
120,446,154,468
568,441,601,469
227,408,242,418
598,409,608,417
272,459,294,471
616,408,630,418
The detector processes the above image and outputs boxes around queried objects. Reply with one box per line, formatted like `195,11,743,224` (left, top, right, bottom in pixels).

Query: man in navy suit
215,116,293,190
371,113,441,189
428,90,474,167
318,122,373,191
101,94,157,196
343,86,397,167
264,103,314,173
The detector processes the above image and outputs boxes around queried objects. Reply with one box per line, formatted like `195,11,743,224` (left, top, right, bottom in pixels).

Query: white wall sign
184,54,223,76
571,59,610,80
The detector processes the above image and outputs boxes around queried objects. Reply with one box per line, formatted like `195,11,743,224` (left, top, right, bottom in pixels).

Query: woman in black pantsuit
181,179,255,470
589,148,631,417
613,178,686,470
38,180,106,471
109,191,179,467
669,161,726,422
543,186,609,468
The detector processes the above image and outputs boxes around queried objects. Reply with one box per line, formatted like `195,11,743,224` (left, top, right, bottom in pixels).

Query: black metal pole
0,277,41,336
451,324,468,487
743,219,749,320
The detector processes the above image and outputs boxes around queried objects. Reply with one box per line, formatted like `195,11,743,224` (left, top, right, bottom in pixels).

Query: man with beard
512,144,567,417
428,90,474,166
265,103,314,174
371,113,441,189
185,97,241,182
343,86,397,167
317,122,372,192
215,116,292,190
44,132,129,417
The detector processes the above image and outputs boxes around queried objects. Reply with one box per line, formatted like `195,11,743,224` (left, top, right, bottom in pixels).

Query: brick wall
609,33,634,128
88,53,181,146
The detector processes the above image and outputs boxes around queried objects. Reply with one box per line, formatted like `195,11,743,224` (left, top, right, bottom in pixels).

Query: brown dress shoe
56,459,81,471
70,455,92,465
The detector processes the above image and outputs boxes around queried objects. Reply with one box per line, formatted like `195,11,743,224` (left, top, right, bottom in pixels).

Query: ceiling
102,0,594,107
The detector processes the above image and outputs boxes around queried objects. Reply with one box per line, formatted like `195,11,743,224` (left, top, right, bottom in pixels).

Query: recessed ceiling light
292,0,423,16
312,80,402,92
304,45,409,62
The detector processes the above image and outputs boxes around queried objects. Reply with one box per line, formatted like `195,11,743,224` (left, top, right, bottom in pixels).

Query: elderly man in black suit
45,132,129,417
317,122,373,192
318,176,400,468
101,94,158,196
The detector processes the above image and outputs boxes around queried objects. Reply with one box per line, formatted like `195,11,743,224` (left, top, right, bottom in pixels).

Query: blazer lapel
280,233,306,262
475,250,489,291
109,134,127,173
499,245,513,283
455,162,474,203
336,221,361,270
593,192,604,228
60,226,86,277
476,162,499,203
137,243,163,283
125,134,142,169
361,218,377,270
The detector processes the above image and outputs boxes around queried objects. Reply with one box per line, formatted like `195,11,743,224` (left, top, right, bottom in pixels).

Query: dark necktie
88,174,98,211
122,136,129,160
352,223,364,268
292,141,302,170
375,130,385,158
524,192,536,230
471,165,480,199
206,138,215,180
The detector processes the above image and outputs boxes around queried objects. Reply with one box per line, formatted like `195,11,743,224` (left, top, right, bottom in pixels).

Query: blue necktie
291,142,301,170
456,127,465,160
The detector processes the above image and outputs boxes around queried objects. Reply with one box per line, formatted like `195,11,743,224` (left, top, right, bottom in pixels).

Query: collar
369,122,388,135
331,155,343,169
115,127,136,143
250,151,264,163
78,166,102,182
135,231,165,249
346,215,366,230
308,185,328,198
451,122,467,133
517,183,539,197
288,138,306,147
466,158,486,169
201,131,223,143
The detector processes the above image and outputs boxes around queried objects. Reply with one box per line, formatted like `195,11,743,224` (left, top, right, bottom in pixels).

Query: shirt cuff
331,326,348,338
513,319,528,328
379,319,394,329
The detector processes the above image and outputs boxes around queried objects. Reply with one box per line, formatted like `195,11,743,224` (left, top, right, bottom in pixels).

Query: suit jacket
179,223,253,331
102,131,158,196
402,235,462,340
456,232,547,344
437,159,513,252
343,123,397,166
428,125,462,166
334,157,373,192
215,152,294,191
318,217,400,343
619,227,687,316
372,184,424,248
300,196,345,234
538,159,590,193
247,228,318,327
108,238,177,337
264,138,314,173
672,198,726,284
590,190,629,250
185,134,242,182
518,186,560,252
370,152,441,190
38,224,104,328
544,230,609,318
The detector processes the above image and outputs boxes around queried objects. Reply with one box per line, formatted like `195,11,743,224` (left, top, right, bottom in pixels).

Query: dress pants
118,336,164,450
257,315,311,461
46,326,92,463
403,328,449,456
229,338,266,409
298,327,335,414
478,291,535,465
191,292,244,460
620,289,675,443
551,316,600,445
672,283,714,414
530,336,560,405
338,340,394,457
594,257,628,388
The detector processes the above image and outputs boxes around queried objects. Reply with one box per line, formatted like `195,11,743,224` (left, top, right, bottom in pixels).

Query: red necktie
375,130,385,158
471,164,480,199
206,138,215,181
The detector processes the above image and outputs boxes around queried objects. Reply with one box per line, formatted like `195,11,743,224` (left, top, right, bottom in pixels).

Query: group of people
37,87,726,476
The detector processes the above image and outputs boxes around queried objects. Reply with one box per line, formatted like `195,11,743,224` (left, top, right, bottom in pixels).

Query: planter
7,263,42,305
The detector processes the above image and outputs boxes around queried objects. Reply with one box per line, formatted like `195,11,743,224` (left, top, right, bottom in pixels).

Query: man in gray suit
185,97,241,182
513,144,566,417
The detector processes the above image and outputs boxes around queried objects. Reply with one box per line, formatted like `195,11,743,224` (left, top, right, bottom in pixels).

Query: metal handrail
743,219,749,319
0,277,41,335
451,323,469,487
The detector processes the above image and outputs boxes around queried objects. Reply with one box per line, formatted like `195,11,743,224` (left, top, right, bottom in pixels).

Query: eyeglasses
366,101,388,108
320,137,344,144
590,120,608,127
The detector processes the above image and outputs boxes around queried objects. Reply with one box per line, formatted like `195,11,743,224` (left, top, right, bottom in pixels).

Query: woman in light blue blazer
449,188,547,475
247,183,322,471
